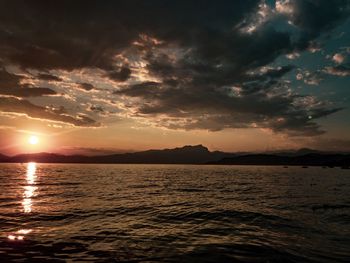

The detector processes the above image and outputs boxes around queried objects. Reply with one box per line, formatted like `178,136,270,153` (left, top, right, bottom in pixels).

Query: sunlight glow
28,135,39,145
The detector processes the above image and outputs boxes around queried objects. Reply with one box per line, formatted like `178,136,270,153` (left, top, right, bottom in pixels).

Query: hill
2,145,234,164
1,146,349,166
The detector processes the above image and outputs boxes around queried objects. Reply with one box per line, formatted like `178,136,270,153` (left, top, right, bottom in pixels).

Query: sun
28,135,39,145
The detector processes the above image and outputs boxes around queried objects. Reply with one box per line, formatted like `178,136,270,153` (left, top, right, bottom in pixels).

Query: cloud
296,70,323,85
276,0,349,45
0,69,57,97
324,63,350,76
116,75,341,136
0,97,99,127
0,86,57,97
89,105,104,113
76,82,95,91
0,0,348,135
106,67,132,82
324,50,350,76
36,73,62,82
332,53,345,64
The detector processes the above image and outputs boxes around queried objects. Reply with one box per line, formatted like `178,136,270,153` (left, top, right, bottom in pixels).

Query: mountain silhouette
0,145,234,164
0,146,349,167
0,154,9,162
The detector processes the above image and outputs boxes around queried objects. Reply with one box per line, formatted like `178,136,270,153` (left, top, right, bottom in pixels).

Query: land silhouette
0,145,349,167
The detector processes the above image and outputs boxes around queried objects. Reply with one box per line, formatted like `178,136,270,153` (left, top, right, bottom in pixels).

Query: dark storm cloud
36,73,62,82
116,79,342,135
0,0,348,135
0,97,99,127
143,26,293,89
0,86,57,97
106,67,132,82
0,69,57,97
76,82,95,91
0,0,259,72
279,0,349,40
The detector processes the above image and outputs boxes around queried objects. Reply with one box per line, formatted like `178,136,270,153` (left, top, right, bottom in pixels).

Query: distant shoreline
0,162,348,168
0,145,349,167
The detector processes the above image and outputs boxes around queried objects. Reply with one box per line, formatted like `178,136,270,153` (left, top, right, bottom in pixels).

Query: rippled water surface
0,163,349,262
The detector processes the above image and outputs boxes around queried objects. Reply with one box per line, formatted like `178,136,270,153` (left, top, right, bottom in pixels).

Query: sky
0,0,350,155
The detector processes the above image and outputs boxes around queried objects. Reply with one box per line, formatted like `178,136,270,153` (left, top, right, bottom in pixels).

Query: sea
0,163,349,262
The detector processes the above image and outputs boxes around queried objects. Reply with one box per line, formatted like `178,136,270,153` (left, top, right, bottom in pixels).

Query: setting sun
28,135,39,145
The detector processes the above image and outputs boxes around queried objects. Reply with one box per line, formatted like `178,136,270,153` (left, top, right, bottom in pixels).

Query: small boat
302,166,308,168
341,166,350,169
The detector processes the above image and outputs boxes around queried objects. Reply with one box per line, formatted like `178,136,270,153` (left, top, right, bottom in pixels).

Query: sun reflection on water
26,162,36,184
7,227,32,241
22,162,37,213
8,163,37,241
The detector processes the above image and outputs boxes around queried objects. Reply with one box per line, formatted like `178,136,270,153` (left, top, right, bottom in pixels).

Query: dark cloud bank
0,0,349,134
0,68,57,97
0,96,99,127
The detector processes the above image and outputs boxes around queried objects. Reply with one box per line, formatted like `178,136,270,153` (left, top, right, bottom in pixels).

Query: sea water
0,163,349,262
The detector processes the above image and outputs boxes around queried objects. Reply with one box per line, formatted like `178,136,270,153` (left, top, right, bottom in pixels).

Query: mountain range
0,145,349,167
0,145,233,164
